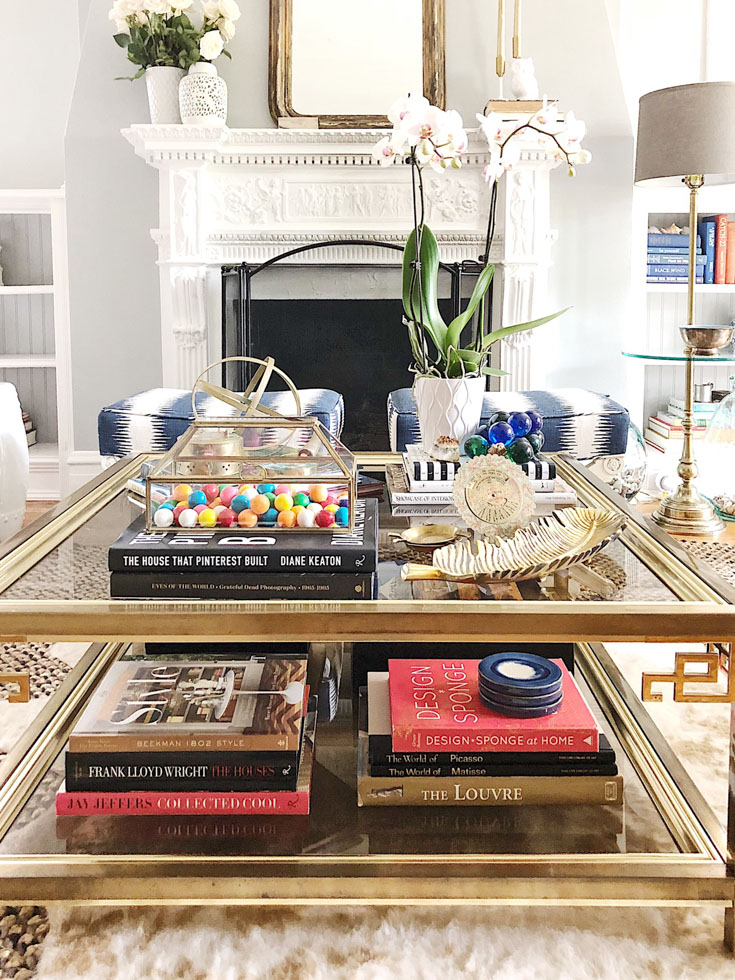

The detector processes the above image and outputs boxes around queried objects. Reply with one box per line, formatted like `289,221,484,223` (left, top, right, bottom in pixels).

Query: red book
726,222,735,284
388,659,599,753
715,214,728,283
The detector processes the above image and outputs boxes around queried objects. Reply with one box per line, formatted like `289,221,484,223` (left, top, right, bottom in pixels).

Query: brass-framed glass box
145,417,357,533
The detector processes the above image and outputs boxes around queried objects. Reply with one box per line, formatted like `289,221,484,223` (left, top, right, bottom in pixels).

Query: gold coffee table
0,453,734,951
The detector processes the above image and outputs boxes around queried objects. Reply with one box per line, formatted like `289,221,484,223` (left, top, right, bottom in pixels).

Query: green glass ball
506,438,535,464
464,434,489,458
488,411,509,426
527,431,545,454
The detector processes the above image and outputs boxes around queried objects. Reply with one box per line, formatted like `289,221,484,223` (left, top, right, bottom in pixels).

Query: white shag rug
7,642,734,979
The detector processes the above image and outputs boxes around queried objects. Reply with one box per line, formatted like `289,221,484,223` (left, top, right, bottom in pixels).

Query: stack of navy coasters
478,652,564,718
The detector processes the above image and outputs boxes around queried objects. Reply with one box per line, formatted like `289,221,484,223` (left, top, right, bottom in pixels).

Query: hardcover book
403,447,556,486
68,657,307,754
387,659,600,753
109,498,377,574
647,232,700,248
715,214,728,283
109,572,374,600
699,216,716,283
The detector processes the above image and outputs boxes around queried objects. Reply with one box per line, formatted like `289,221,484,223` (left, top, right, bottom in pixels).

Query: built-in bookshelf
0,190,71,499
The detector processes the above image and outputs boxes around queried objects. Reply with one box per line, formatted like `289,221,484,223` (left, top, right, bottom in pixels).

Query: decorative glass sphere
587,421,648,502
476,424,491,441
488,421,515,446
488,411,509,426
464,434,489,458
527,431,545,454
506,437,535,464
527,411,543,434
508,411,533,439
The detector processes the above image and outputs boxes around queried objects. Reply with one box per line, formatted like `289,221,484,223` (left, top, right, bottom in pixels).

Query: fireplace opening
221,242,491,451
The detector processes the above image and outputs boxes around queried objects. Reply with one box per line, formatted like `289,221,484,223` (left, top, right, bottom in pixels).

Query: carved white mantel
123,125,561,391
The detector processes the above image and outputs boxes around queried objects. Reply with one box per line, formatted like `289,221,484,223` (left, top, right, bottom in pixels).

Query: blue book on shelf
698,217,716,284
647,276,704,283
647,254,706,266
649,246,693,255
648,232,701,249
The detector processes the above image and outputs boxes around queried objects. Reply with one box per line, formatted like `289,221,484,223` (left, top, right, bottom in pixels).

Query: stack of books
56,655,316,815
357,660,622,808
698,215,735,284
645,395,715,454
21,408,36,447
108,497,378,599
647,231,704,284
385,445,576,517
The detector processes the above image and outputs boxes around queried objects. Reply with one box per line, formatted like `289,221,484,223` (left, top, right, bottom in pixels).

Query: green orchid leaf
402,225,447,354
445,263,494,351
481,366,508,377
478,307,571,351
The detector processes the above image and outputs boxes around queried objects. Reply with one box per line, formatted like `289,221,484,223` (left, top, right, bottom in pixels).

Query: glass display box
145,417,357,533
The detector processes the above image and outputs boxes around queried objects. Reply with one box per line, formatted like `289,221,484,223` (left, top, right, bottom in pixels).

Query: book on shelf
657,410,714,427
647,232,700,249
644,428,705,450
109,571,375,600
646,253,705,266
699,217,716,283
25,429,36,447
23,418,33,433
668,396,718,414
68,657,307,754
386,464,571,507
647,417,708,438
109,499,377,574
727,221,735,284
647,275,704,284
387,659,600,753
715,214,728,283
647,263,705,276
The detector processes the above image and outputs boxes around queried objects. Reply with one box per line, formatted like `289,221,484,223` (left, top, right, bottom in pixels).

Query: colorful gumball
306,502,323,514
309,485,329,503
508,411,532,439
527,411,543,434
324,504,339,514
315,509,335,528
297,509,316,528
265,492,276,506
173,484,193,502
220,486,238,507
218,507,237,527
237,509,258,528
506,437,535,464
274,484,292,496
274,493,294,512
293,492,309,508
292,505,305,519
198,508,217,528
193,504,207,515
261,508,279,524
334,506,349,526
202,484,219,502
324,494,338,508
173,503,188,522
464,434,489,458
277,510,297,527
230,494,249,514
188,490,207,508
250,494,270,515
209,497,221,509
337,497,349,509
178,508,198,528
158,500,176,511
488,421,515,446
241,487,258,502
257,483,276,495
154,507,174,528
213,505,226,516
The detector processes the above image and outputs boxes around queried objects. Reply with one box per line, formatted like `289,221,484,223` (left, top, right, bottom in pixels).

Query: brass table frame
0,454,734,952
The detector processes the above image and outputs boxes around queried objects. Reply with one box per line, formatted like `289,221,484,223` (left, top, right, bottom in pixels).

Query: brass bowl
679,326,734,356
388,524,470,550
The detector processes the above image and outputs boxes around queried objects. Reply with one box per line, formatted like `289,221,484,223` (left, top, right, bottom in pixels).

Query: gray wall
64,0,634,450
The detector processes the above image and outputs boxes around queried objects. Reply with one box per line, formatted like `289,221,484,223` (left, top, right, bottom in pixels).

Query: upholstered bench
98,387,344,460
387,387,630,461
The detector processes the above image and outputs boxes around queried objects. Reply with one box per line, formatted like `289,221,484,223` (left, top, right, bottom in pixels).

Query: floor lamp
635,82,735,535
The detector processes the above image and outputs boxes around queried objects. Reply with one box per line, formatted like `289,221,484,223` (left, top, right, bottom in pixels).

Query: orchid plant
374,95,587,379
109,0,240,78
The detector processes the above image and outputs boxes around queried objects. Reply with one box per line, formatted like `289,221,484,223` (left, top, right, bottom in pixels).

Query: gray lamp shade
635,81,735,186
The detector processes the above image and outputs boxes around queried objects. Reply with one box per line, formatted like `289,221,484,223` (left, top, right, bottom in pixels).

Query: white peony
218,0,241,22
201,0,220,20
108,0,130,32
145,0,173,14
171,0,193,10
219,17,236,41
199,28,225,60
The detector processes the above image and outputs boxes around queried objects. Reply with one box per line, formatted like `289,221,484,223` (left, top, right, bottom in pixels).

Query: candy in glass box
145,417,356,533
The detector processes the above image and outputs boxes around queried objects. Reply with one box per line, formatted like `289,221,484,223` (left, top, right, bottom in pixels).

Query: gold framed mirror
268,0,445,129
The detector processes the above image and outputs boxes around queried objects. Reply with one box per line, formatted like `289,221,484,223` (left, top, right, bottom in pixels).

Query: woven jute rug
681,540,735,587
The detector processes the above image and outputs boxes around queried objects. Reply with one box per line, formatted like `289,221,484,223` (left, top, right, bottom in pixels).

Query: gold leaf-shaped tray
401,508,626,583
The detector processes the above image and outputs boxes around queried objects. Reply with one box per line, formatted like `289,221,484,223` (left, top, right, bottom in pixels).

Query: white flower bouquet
109,0,241,77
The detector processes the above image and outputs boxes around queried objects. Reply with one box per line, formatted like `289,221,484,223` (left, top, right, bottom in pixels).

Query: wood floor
22,500,56,528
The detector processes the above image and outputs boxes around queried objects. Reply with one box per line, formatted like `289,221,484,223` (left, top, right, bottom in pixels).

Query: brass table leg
726,648,735,954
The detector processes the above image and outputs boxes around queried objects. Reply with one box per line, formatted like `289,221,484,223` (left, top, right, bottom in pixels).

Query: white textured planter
145,66,185,124
0,383,29,543
179,62,227,126
414,376,486,453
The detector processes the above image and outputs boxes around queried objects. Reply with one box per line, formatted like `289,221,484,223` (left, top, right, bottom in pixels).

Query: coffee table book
109,571,375,600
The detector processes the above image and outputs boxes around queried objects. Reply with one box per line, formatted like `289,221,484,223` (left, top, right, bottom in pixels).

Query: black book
110,572,374,600
65,752,300,793
109,498,377,574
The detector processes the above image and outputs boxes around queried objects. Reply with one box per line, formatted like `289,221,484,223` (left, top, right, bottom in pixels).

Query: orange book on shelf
726,222,735,283
715,214,728,283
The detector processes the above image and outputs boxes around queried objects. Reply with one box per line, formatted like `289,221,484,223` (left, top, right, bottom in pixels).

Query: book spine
65,753,300,792
390,727,600,753
647,263,705,276
68,734,300,754
370,763,618,778
668,398,717,414
368,740,615,768
647,276,704,283
109,572,373,600
109,547,376,574
699,218,716,283
56,787,311,816
647,246,691,254
727,221,735,284
646,254,706,266
390,490,455,505
407,478,556,494
648,233,699,248
357,774,623,807
715,214,728,283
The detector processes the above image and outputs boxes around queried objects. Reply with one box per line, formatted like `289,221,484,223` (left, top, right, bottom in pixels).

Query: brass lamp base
652,486,724,536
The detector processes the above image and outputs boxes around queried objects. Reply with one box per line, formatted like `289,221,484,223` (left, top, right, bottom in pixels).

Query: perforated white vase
179,62,227,126
145,66,185,124
0,383,28,542
414,376,486,454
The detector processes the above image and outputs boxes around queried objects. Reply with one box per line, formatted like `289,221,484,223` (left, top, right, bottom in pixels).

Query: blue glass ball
188,490,207,508
261,508,279,524
488,411,509,426
488,421,515,446
527,411,543,434
476,424,491,442
508,412,532,438
334,506,349,527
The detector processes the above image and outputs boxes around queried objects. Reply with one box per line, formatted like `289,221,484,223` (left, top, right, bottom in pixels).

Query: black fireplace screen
221,241,490,451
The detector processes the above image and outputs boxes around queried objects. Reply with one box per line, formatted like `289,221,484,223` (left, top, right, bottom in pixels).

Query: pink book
388,659,600,753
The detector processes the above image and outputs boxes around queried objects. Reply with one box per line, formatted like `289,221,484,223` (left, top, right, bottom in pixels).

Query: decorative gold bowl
679,326,734,356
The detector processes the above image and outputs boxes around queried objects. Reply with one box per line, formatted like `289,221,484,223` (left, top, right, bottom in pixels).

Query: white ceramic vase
145,66,185,124
413,376,486,453
179,62,228,126
0,383,29,543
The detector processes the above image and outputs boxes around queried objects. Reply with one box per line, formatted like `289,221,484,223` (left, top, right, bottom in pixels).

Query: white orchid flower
442,108,468,155
571,148,592,166
535,97,560,128
563,110,586,147
476,111,503,144
372,135,403,166
388,93,430,130
406,104,447,144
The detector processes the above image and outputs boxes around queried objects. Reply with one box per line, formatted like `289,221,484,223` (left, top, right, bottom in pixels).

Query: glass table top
623,350,735,362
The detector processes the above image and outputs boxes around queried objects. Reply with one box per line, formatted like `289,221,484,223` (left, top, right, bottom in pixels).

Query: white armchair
0,383,29,542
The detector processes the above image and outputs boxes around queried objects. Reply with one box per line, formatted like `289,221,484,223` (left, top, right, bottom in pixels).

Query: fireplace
221,242,490,449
